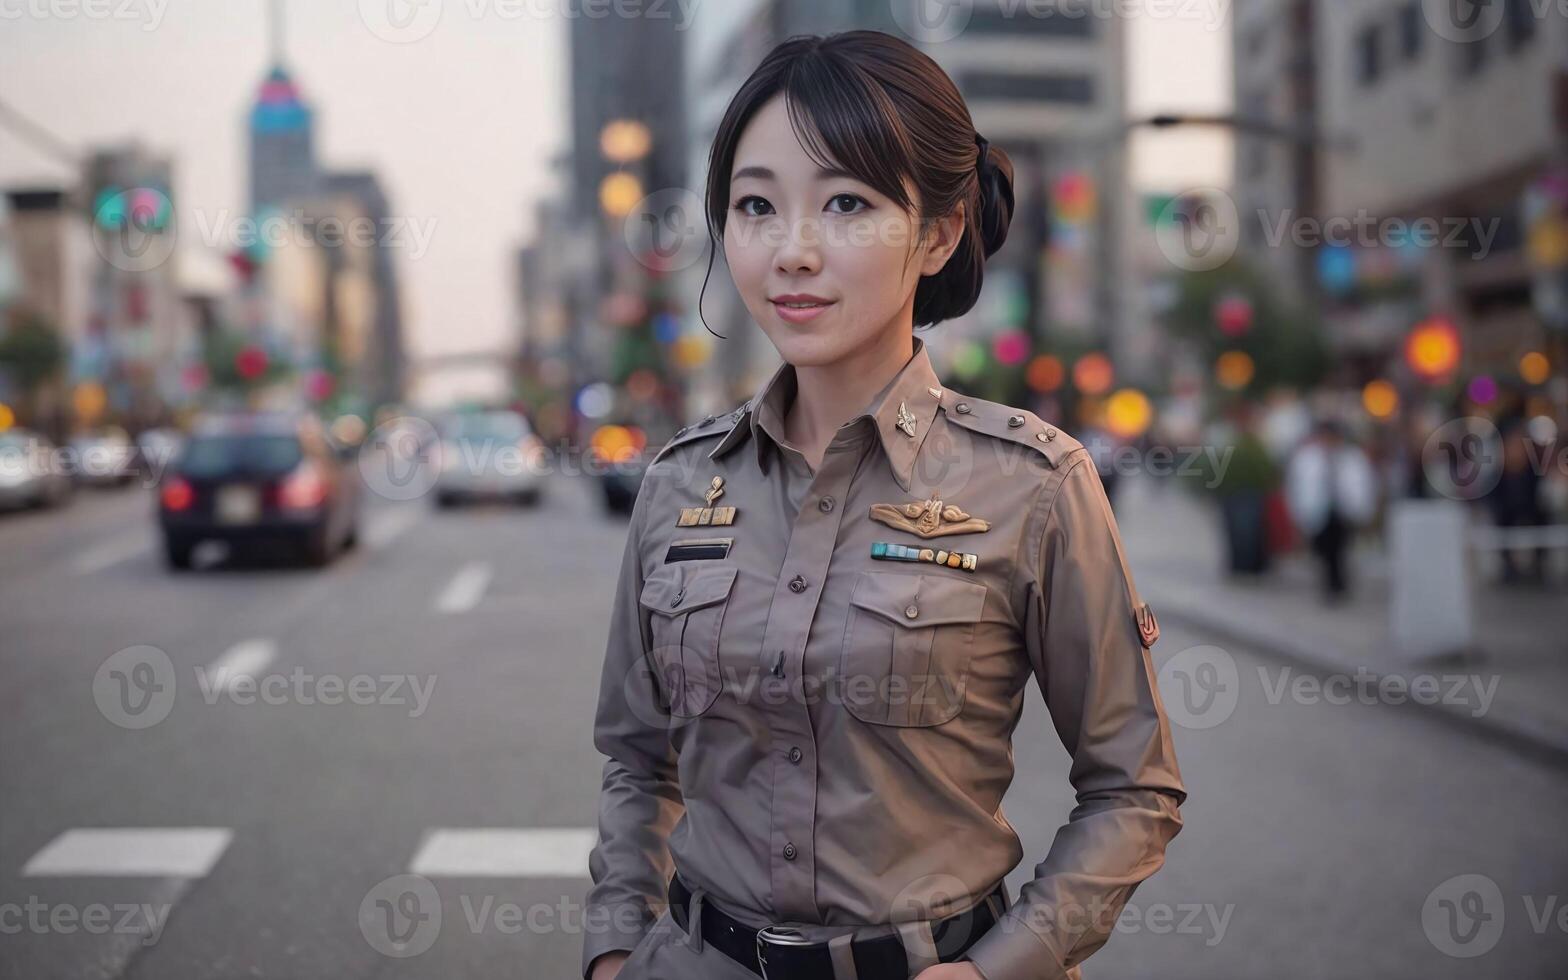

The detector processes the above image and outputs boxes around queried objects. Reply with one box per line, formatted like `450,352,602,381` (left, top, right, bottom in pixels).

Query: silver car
433,410,548,507
0,429,75,511
69,427,137,487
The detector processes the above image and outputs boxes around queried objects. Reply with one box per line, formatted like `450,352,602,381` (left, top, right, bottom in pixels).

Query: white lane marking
23,828,233,877
409,828,597,877
202,639,277,694
366,505,421,550
71,529,154,575
435,561,492,614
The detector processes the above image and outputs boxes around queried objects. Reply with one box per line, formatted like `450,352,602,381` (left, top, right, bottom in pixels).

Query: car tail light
161,477,194,512
279,463,328,510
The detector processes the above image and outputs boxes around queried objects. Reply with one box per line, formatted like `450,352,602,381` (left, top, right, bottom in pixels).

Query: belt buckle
754,924,813,980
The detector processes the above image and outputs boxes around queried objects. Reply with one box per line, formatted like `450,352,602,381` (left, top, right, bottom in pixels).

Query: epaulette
937,395,1085,468
650,404,747,467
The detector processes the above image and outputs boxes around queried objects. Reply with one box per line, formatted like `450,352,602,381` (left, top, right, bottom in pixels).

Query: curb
1144,585,1568,771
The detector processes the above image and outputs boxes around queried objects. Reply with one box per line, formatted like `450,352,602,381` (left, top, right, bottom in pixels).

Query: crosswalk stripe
23,828,233,877
408,828,596,877
202,639,277,694
435,561,492,613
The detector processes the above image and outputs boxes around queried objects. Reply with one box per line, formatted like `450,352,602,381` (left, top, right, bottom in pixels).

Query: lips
769,295,836,325
770,294,835,309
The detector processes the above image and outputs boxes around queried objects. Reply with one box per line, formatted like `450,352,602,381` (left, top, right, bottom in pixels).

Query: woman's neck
783,329,914,472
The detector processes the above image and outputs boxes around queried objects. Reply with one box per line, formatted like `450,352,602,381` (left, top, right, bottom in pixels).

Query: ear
917,200,967,277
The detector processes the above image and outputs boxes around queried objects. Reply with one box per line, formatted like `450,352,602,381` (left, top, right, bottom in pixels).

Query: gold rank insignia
868,494,990,539
677,476,737,527
895,401,918,438
1136,602,1160,648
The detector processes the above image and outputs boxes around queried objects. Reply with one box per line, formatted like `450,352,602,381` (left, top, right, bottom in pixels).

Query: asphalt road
2,475,1564,979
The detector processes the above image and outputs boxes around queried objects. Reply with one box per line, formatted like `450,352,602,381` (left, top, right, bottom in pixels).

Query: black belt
668,873,1005,980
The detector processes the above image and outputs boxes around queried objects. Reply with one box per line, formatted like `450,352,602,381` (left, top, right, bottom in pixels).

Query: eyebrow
731,164,861,183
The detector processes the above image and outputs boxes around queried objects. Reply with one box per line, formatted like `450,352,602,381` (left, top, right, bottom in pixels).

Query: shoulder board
938,396,1085,469
650,405,746,467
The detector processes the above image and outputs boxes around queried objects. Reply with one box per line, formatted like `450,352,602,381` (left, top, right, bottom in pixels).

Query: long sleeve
581,473,685,979
965,455,1188,980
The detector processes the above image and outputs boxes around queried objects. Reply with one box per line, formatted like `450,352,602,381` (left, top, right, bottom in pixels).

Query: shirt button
818,496,835,513
783,843,797,861
788,746,802,764
904,604,920,619
955,403,971,414
1007,415,1025,428
789,575,807,593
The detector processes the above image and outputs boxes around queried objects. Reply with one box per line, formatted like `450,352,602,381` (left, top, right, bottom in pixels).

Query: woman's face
722,93,963,368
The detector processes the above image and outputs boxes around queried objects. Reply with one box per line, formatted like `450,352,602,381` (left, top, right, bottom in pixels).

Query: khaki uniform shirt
584,336,1186,980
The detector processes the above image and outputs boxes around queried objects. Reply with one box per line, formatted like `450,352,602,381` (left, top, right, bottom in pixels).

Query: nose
773,215,823,277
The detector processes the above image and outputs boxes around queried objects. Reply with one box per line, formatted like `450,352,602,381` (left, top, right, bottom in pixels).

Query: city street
2,475,1564,979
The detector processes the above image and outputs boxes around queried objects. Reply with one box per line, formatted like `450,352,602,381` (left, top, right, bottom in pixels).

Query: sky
0,0,1229,404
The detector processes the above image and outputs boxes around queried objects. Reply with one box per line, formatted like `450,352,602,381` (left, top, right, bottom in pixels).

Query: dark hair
702,30,1015,329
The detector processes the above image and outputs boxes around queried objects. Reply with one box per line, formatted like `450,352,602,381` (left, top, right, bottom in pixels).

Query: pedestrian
585,31,1186,980
1485,416,1548,585
1284,418,1377,601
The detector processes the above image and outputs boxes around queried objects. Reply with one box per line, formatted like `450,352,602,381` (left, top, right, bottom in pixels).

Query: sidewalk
1115,475,1568,762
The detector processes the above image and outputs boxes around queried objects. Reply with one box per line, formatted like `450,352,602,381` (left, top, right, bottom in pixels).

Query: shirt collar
707,334,945,494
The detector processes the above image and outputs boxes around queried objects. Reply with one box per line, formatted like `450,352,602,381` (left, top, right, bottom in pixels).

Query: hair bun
974,136,1015,259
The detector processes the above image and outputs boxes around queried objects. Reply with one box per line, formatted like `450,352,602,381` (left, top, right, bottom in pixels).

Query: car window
444,413,528,441
177,434,303,477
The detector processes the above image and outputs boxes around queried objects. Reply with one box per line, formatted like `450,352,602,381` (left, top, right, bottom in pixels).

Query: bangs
775,54,918,215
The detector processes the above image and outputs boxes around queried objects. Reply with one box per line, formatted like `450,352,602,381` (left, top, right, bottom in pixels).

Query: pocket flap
639,563,738,616
848,570,987,627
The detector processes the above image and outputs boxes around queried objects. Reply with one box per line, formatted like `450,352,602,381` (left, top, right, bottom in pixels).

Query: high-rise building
559,9,689,425
1315,0,1567,371
81,144,189,426
321,171,406,408
242,2,405,411
1233,0,1321,306
248,2,317,215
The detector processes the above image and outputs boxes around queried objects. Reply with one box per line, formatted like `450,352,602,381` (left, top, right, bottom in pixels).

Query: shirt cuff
963,910,1072,980
580,903,656,980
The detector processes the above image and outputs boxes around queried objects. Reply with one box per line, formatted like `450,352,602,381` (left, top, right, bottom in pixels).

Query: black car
157,412,360,569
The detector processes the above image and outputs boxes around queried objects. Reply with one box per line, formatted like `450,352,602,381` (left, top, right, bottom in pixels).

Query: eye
732,195,773,217
826,193,870,215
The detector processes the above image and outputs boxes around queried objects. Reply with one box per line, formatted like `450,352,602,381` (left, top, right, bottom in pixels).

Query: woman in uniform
585,30,1186,980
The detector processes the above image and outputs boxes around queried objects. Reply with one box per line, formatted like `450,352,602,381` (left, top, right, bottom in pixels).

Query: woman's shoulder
647,403,748,469
936,389,1086,472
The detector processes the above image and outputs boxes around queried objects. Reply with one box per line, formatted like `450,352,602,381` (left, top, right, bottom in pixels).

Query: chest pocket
639,563,738,718
839,570,989,727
